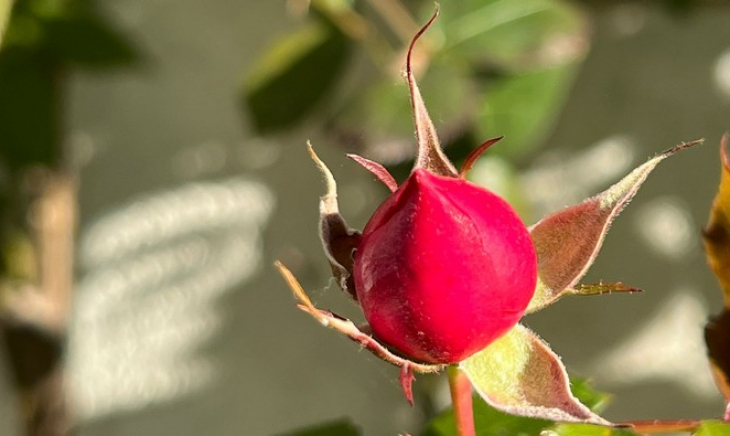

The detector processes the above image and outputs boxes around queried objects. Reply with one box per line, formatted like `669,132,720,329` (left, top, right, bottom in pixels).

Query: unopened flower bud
354,168,537,363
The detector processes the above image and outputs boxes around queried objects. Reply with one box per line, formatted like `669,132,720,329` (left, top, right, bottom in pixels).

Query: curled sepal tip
308,142,361,299
407,6,458,178
459,324,610,425
527,139,702,313
275,261,444,375
460,136,503,178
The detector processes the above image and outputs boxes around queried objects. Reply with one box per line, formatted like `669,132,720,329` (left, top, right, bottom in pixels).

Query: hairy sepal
407,7,458,178
527,140,702,313
347,153,398,192
308,142,361,299
275,261,443,374
460,324,609,425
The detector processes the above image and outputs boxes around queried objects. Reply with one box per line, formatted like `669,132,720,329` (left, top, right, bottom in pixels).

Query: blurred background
1,0,730,435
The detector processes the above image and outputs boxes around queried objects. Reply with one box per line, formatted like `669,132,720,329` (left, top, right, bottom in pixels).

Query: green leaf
421,376,612,436
526,140,702,313
426,0,587,160
43,13,137,67
329,0,586,167
333,59,474,167
0,0,138,169
0,47,59,168
243,19,350,134
475,63,577,160
422,395,550,436
437,0,582,68
275,419,361,436
569,377,611,415
693,421,730,436
460,324,608,425
0,0,13,49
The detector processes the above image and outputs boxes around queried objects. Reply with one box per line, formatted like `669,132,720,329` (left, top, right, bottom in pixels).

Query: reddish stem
447,366,476,436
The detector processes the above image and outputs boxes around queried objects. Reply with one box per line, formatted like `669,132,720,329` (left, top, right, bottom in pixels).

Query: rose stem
447,366,476,436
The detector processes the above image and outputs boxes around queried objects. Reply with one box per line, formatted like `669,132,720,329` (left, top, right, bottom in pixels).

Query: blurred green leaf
569,377,612,414
693,421,730,436
466,153,533,219
325,0,584,169
43,13,137,67
243,19,351,134
422,374,612,436
333,60,474,165
437,0,582,68
422,394,550,436
0,47,59,168
0,0,137,169
275,419,361,436
548,424,637,436
476,63,577,159
0,0,12,48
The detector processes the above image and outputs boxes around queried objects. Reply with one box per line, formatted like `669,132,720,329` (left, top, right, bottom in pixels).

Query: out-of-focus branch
33,173,76,329
1,170,76,436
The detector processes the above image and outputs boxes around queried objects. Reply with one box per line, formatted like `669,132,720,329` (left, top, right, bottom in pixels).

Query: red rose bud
279,6,700,417
354,168,537,364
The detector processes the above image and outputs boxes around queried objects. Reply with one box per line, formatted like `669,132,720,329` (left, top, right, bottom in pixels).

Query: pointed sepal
275,261,444,374
347,153,398,192
527,139,702,313
460,136,504,178
308,142,361,299
460,324,610,425
407,7,458,178
399,364,416,406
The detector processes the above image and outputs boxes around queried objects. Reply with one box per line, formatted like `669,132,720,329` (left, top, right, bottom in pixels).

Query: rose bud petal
353,168,538,364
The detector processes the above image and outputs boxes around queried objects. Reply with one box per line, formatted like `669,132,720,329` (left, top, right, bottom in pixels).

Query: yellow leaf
704,133,730,307
703,133,730,407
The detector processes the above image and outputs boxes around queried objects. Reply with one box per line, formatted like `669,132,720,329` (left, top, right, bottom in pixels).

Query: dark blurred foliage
0,1,136,435
0,0,136,169
0,0,136,276
243,0,587,173
241,0,715,177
